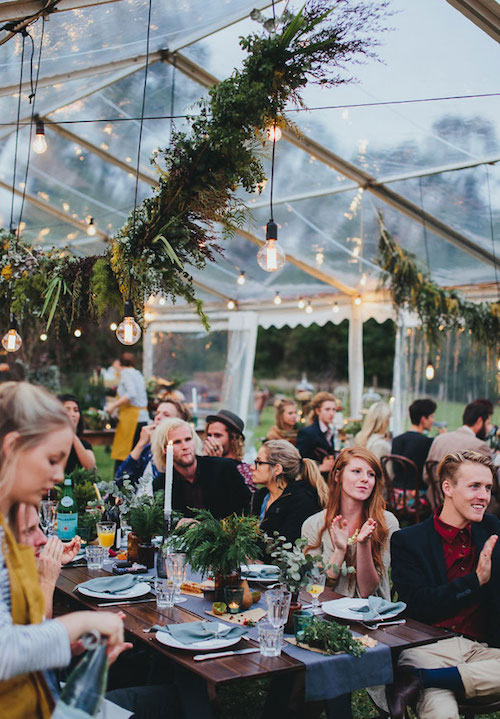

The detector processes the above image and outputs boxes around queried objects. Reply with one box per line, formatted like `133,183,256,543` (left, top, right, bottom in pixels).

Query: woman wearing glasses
251,439,328,544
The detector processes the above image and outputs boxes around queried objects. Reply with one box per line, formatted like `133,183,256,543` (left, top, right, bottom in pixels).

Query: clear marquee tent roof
0,0,499,322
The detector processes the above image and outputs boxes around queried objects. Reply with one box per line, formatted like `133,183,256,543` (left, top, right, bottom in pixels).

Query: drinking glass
306,571,326,612
96,521,116,549
86,545,107,570
166,552,187,604
155,578,176,609
258,622,283,657
265,587,291,629
39,500,58,536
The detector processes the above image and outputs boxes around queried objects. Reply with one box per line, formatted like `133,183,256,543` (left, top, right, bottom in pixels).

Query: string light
297,297,305,309
2,316,22,353
237,271,246,286
266,125,282,141
273,291,282,305
360,273,367,286
305,301,313,314
315,251,324,266
86,217,97,236
109,322,117,331
74,329,82,338
425,363,435,381
32,117,48,154
158,296,166,306
40,333,48,341
116,300,141,345
354,295,362,306
497,358,500,372
257,222,286,272
332,302,339,313
227,299,236,310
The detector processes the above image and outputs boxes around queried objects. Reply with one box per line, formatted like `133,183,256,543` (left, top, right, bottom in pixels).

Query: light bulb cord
269,0,277,225
9,32,26,241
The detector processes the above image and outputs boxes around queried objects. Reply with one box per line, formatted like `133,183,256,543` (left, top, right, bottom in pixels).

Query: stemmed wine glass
305,570,326,613
39,500,58,536
166,553,187,604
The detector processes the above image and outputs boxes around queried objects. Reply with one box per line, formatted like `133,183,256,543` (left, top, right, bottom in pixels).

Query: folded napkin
242,566,279,578
78,575,138,594
351,596,406,621
154,620,246,645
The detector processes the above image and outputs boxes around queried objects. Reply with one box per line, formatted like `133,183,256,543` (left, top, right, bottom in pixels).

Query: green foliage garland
0,1,388,333
377,222,500,351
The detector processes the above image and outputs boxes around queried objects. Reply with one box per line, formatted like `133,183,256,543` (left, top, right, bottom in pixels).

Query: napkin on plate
351,596,406,621
78,575,139,594
154,620,246,645
242,566,279,578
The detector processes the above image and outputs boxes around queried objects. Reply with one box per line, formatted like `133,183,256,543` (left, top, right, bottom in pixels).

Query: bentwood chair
424,459,442,509
380,454,430,525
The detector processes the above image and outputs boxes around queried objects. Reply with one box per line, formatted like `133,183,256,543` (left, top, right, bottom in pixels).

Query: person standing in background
297,391,337,475
107,353,149,472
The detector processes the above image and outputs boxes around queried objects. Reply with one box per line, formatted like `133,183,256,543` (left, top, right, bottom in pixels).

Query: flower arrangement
0,1,388,332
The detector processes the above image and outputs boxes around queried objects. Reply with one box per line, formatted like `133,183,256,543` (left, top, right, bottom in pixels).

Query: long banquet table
55,564,453,715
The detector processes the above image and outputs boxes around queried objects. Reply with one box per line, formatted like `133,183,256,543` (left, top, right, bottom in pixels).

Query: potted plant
264,533,327,632
125,492,164,568
173,509,262,602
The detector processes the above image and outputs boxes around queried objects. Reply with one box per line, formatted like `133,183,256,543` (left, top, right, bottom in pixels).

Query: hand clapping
357,518,377,544
329,515,349,552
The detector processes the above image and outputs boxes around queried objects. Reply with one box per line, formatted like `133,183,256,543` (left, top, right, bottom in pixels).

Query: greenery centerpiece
298,617,366,657
173,509,262,600
265,533,325,599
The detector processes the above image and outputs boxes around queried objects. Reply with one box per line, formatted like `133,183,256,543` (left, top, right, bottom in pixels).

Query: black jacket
253,480,321,545
296,419,335,462
391,513,500,647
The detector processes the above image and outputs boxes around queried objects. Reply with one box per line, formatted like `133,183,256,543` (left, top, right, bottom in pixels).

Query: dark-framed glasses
254,460,275,467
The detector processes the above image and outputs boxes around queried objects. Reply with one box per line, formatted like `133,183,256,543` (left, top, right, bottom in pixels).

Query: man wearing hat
203,409,255,492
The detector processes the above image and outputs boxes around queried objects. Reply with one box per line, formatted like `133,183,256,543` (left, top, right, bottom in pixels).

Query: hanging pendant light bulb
315,251,324,266
116,300,141,345
354,295,362,306
227,299,236,310
273,291,282,305
332,302,339,314
305,301,313,314
40,333,48,342
297,297,305,309
2,316,22,353
257,221,285,272
109,322,117,332
425,363,435,381
360,273,367,287
87,217,97,236
237,271,246,286
266,125,282,142
32,116,48,155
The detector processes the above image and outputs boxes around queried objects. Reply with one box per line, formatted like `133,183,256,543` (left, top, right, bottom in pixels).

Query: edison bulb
315,251,324,266
332,302,339,313
237,271,246,286
33,119,48,154
425,364,435,381
109,322,117,331
227,300,236,310
354,296,362,306
305,302,313,314
266,125,282,142
87,218,97,236
273,292,282,305
2,328,22,352
40,333,48,342
257,240,286,272
116,316,141,345
74,329,82,338
297,297,305,309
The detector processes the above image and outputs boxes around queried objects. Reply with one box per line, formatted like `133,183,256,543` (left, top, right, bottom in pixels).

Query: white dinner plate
77,582,151,600
240,564,280,583
322,597,406,622
155,624,246,651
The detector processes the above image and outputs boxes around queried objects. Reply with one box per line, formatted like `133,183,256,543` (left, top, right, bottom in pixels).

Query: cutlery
97,598,156,607
358,619,406,630
193,648,260,661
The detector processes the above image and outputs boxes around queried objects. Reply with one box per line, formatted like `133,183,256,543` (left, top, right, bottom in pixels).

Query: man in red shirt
387,450,500,719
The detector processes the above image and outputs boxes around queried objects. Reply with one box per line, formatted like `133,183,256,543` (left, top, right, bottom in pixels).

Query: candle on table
228,602,240,614
164,440,174,516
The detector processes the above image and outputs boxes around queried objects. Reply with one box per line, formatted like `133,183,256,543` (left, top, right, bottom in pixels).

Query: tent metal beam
192,278,233,302
444,0,500,42
171,52,500,270
43,118,158,186
237,227,357,297
249,154,500,209
0,177,108,240
0,0,125,23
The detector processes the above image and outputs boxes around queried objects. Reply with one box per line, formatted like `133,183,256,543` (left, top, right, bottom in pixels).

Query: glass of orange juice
96,521,116,553
306,571,326,613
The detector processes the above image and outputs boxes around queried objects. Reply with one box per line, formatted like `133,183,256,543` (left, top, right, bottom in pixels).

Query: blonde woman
266,398,299,445
303,447,399,598
354,401,391,461
252,439,328,544
0,382,125,718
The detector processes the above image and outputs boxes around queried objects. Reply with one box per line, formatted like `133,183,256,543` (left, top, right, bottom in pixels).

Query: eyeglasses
254,460,275,467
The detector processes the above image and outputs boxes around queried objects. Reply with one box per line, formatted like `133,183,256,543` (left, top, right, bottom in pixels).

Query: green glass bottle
52,632,108,718
57,476,78,541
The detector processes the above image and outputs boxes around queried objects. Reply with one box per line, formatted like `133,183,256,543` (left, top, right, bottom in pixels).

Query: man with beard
151,418,251,518
423,402,492,489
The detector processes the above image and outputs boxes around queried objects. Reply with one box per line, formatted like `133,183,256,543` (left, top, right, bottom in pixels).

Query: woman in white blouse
302,446,399,599
0,381,124,718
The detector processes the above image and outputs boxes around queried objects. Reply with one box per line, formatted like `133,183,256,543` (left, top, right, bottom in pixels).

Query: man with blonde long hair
387,451,500,719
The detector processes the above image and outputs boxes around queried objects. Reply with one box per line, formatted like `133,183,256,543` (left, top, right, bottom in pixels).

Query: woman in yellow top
0,381,124,718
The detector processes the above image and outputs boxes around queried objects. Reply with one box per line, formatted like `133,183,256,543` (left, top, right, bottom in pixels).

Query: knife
97,598,156,607
193,647,260,661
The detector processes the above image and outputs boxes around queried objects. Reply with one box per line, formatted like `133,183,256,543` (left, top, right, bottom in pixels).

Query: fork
358,618,406,630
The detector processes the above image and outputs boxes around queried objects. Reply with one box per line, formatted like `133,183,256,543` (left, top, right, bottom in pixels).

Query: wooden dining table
55,565,453,716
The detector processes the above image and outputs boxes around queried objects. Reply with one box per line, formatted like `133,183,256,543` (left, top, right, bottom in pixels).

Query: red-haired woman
302,446,398,598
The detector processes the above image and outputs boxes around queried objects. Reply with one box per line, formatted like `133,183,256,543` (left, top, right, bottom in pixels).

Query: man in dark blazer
296,391,337,475
387,451,500,719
